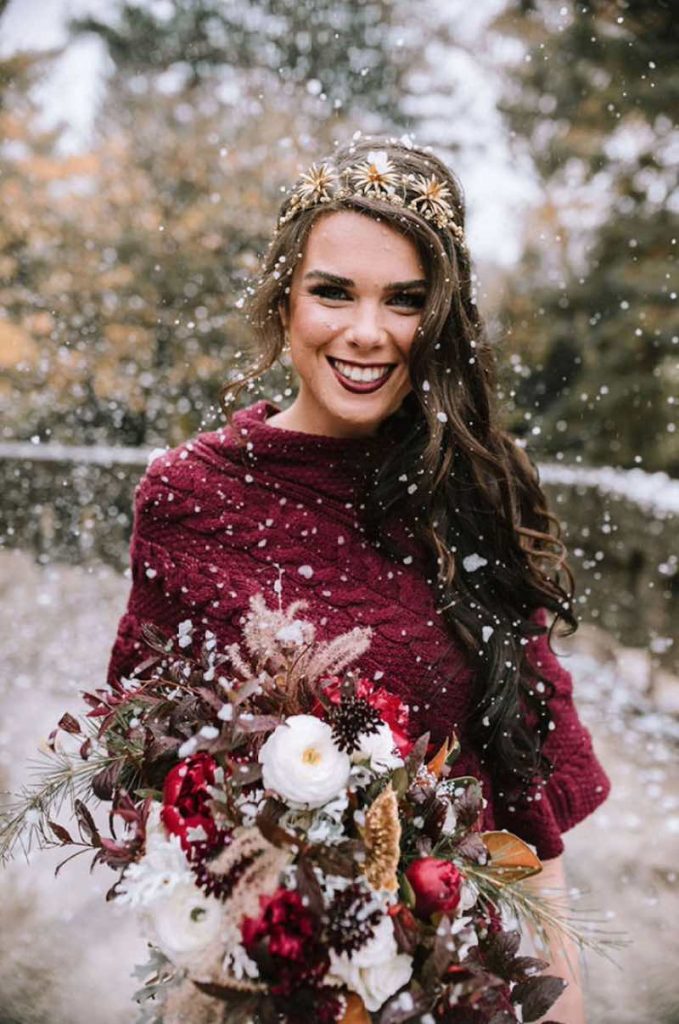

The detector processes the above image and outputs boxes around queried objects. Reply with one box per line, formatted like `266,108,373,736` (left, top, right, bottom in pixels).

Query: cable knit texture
106,399,610,859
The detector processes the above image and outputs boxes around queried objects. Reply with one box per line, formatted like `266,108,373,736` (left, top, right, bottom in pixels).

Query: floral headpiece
274,149,465,243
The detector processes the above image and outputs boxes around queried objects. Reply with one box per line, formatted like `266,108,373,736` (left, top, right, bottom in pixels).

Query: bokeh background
0,1,677,1022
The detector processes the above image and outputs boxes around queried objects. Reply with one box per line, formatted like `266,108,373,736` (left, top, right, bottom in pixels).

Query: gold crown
275,149,465,243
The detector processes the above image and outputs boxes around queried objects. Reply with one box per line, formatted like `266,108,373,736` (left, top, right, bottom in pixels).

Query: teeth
331,359,392,383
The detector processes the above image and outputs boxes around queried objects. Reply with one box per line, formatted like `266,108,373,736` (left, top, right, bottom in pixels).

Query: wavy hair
220,136,578,796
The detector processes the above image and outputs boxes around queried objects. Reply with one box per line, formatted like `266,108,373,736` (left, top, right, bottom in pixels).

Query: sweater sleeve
105,448,249,689
106,463,191,687
492,607,611,860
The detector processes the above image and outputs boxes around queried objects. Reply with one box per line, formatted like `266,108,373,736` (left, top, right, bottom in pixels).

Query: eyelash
309,284,425,310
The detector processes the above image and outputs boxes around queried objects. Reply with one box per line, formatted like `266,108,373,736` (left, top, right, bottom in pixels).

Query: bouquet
1,592,592,1024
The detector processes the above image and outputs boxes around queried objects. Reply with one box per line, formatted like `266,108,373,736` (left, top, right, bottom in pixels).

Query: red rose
161,752,223,855
241,888,328,996
405,857,462,919
315,675,414,757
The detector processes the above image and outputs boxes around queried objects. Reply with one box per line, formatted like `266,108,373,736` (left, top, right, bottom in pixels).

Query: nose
345,299,388,347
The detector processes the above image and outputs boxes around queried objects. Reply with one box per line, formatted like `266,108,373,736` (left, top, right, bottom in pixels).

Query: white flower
306,789,350,844
258,714,351,809
366,149,391,174
353,722,404,774
146,880,223,961
117,805,193,908
329,914,413,1012
117,805,223,963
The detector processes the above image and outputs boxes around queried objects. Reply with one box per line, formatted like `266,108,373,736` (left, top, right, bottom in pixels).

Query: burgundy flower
161,752,224,856
241,888,328,996
405,857,462,919
316,675,414,756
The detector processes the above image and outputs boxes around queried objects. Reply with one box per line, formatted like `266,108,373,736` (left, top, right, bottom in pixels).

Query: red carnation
405,857,462,919
241,888,328,996
315,675,414,756
161,752,224,856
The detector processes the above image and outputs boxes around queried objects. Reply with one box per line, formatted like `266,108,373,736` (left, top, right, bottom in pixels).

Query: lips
326,356,396,394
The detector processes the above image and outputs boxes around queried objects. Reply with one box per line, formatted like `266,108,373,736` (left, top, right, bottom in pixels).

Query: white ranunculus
352,722,403,774
328,914,413,1012
145,880,223,960
258,714,351,809
117,804,193,908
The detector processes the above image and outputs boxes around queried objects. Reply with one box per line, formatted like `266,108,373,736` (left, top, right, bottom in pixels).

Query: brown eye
391,291,426,309
310,284,349,300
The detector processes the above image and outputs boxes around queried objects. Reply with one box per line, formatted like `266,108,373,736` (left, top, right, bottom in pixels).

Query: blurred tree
0,0,481,449
0,50,96,443
492,0,678,473
71,0,409,124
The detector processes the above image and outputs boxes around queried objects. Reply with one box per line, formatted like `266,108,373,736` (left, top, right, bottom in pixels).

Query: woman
107,136,610,1021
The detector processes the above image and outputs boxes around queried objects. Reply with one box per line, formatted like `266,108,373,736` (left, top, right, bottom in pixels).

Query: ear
278,299,289,332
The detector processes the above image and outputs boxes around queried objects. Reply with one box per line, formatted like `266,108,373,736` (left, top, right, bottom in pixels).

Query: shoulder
134,426,248,524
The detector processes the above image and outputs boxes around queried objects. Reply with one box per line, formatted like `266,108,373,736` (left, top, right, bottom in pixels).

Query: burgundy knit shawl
106,399,610,858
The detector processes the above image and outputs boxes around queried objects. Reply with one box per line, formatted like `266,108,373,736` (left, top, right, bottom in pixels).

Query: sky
0,0,540,267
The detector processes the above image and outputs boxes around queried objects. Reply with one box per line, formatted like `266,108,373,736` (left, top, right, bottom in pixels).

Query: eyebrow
303,270,427,290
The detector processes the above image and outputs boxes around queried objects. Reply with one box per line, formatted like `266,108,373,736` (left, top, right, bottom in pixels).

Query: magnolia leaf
296,855,324,917
479,831,542,883
228,761,263,787
512,975,567,1021
391,766,410,798
511,955,550,980
235,714,281,733
339,993,371,1024
91,760,123,801
378,986,431,1023
432,914,455,975
454,833,488,863
404,732,430,777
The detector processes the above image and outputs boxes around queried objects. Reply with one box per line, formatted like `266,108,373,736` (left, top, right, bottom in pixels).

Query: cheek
291,303,340,344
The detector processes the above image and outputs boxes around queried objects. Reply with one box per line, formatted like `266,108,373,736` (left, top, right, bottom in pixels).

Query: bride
107,136,610,1022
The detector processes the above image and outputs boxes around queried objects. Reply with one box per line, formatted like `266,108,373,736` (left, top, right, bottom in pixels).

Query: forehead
298,210,425,278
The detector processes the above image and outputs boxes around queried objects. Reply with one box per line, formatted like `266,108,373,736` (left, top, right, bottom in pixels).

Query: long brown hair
220,136,578,795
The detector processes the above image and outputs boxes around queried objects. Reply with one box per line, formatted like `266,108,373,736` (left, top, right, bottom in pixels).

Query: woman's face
278,210,427,438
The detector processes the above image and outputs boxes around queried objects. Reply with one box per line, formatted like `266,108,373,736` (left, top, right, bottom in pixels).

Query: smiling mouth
326,355,396,395
326,356,396,383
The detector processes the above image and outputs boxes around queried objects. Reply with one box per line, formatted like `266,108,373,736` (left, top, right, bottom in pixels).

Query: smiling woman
106,135,610,1024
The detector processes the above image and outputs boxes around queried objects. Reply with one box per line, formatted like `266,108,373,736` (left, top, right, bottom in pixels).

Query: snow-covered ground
0,548,678,1023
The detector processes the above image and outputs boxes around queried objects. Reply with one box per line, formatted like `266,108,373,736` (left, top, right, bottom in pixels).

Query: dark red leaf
74,798,101,846
512,975,567,1021
58,712,82,734
295,855,324,917
48,820,74,845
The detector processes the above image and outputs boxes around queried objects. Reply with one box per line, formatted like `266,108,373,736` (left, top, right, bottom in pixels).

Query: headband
274,149,465,245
